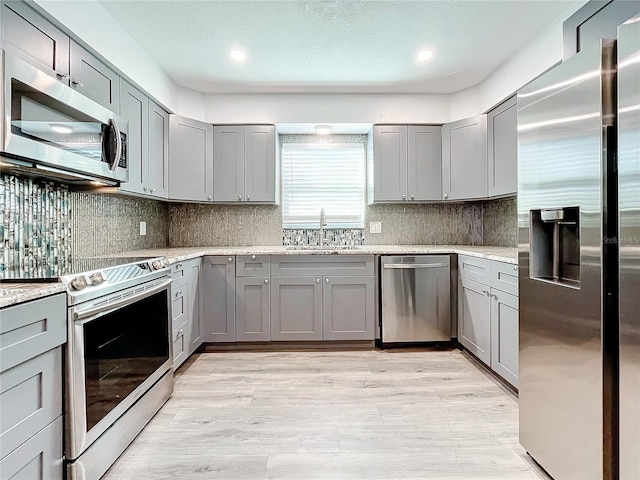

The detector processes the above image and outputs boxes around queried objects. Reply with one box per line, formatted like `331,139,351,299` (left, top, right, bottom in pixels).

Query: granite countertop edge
1,245,517,308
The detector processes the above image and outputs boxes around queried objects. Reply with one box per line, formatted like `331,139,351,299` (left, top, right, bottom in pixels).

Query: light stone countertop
0,245,517,309
120,245,518,265
0,282,67,309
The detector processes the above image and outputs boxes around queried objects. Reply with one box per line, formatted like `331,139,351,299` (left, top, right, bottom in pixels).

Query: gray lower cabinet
490,289,519,388
322,276,375,341
270,276,323,341
0,294,66,480
458,276,492,365
202,256,236,342
213,125,277,203
169,115,214,202
171,258,202,368
487,96,517,197
69,40,119,111
235,277,271,341
442,114,488,200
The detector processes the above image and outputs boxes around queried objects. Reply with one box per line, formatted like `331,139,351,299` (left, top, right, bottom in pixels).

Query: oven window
83,289,169,430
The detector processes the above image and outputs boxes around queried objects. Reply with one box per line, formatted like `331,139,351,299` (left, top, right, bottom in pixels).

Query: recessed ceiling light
228,48,247,62
416,49,435,63
50,123,73,134
315,125,331,135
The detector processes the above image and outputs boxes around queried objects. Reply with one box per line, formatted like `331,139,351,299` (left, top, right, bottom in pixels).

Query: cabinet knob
207,195,212,200
175,290,182,297
443,193,448,199
411,194,415,200
316,278,321,283
251,255,257,260
151,188,156,193
238,194,243,201
228,257,233,263
56,72,70,79
483,290,490,296
71,80,83,87
246,194,251,201
143,186,148,192
513,265,518,271
402,194,406,200
264,279,269,284
177,329,183,337
177,262,183,268
325,278,330,284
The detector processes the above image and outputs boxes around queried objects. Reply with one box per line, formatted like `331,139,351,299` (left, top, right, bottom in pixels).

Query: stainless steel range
61,257,173,480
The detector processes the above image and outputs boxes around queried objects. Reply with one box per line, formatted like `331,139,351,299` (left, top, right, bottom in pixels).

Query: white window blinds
282,143,365,228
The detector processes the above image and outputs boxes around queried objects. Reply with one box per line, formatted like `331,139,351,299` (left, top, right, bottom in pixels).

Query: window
282,142,365,229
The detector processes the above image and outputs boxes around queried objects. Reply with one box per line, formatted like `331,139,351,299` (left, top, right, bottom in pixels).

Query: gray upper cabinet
1,0,69,81
370,125,441,203
270,276,323,341
119,80,148,196
169,115,214,202
148,101,169,198
235,277,271,342
487,96,517,197
322,276,375,341
202,256,236,343
69,41,119,111
214,125,277,203
442,114,488,200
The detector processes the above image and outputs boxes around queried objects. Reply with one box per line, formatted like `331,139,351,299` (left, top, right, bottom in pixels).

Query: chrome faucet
319,208,327,246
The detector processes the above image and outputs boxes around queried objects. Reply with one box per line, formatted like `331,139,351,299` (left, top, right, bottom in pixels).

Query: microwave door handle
108,118,122,171
73,278,172,323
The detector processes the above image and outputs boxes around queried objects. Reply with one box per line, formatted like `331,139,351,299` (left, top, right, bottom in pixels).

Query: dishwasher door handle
383,263,449,269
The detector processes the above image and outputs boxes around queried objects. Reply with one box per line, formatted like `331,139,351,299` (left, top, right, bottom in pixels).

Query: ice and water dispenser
530,207,580,288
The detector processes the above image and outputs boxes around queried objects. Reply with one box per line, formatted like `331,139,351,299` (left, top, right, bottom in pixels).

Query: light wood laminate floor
103,350,549,480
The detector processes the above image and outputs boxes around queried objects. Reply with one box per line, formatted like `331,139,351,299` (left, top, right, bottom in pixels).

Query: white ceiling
98,0,575,95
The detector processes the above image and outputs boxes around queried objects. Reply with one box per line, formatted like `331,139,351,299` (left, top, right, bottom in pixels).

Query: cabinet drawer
0,416,63,480
491,261,519,295
271,255,374,276
171,258,200,282
0,294,66,373
458,255,491,284
236,255,271,277
171,285,188,330
0,348,62,457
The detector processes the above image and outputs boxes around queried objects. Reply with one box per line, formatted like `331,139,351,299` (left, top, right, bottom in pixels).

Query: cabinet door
322,276,374,341
442,115,488,200
213,125,244,201
408,125,442,201
169,115,214,202
236,277,270,342
244,125,276,202
202,257,236,342
1,1,69,83
270,276,322,341
372,125,408,202
458,276,491,365
119,80,148,195
171,282,189,369
488,96,517,197
491,289,519,388
187,260,203,355
69,41,119,111
147,101,169,198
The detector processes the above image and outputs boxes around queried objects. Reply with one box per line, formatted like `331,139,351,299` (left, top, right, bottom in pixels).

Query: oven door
65,277,172,461
1,50,128,183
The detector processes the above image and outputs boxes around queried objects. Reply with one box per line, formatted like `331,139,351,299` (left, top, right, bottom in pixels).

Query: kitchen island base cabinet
270,277,323,341
235,277,270,342
202,257,236,343
458,276,492,365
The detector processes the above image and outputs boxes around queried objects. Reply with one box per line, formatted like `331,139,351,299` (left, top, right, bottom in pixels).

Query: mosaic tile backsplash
482,197,517,247
0,175,71,278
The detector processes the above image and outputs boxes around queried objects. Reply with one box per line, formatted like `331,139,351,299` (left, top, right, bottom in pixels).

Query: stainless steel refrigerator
517,16,639,480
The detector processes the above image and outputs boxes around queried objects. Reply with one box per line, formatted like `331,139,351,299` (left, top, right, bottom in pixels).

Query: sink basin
285,245,362,251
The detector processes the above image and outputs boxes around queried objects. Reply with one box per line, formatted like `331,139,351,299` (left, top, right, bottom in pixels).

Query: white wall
203,93,450,124
35,0,589,124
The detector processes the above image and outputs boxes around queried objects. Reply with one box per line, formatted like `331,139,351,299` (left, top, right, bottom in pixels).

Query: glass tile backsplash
0,174,71,278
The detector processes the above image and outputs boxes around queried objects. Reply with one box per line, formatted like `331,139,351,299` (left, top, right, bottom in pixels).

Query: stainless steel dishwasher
381,255,451,344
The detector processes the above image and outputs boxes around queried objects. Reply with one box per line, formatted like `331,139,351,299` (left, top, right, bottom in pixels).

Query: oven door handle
73,278,172,323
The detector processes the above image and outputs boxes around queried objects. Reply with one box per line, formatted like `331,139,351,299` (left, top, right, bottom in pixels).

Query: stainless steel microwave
0,50,128,185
